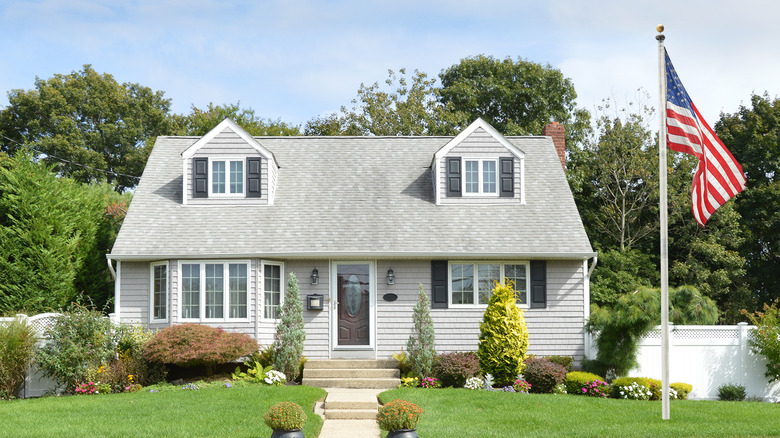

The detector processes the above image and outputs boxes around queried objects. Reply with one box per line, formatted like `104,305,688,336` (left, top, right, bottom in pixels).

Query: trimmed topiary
144,323,257,375
433,352,480,388
478,282,528,387
565,371,605,395
523,357,566,393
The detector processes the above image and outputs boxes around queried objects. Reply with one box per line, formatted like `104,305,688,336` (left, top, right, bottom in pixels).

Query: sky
1,0,779,131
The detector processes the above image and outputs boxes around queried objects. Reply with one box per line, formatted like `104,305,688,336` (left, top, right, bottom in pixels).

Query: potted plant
376,399,423,438
264,401,306,438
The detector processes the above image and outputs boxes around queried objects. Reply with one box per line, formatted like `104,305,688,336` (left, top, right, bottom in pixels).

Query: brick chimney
542,122,566,171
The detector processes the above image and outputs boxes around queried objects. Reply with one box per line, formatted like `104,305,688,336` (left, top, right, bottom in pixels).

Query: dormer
432,118,525,205
181,118,279,206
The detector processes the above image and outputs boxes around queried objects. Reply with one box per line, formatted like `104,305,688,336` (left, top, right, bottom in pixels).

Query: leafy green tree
741,300,780,383
406,284,436,379
477,282,528,387
716,93,780,307
438,55,591,145
172,102,300,136
589,247,658,306
0,152,126,313
0,65,174,191
273,273,305,380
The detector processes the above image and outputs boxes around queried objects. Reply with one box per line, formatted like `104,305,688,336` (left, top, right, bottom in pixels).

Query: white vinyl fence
587,323,780,401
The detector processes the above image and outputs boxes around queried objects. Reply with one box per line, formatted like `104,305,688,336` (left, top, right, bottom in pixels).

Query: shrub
111,323,166,387
565,371,605,395
742,299,780,383
611,377,661,400
717,383,746,401
273,273,306,380
264,401,306,431
545,355,574,372
615,381,653,400
478,282,528,387
376,399,423,432
0,317,38,399
670,382,692,400
523,357,566,394
581,380,610,397
433,352,480,388
393,350,413,378
407,284,436,379
35,308,115,391
143,323,258,375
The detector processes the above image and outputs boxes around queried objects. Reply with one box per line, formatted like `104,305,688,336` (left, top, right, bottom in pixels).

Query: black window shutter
446,157,462,197
192,157,208,198
246,157,262,198
530,261,547,308
499,157,514,197
431,260,448,309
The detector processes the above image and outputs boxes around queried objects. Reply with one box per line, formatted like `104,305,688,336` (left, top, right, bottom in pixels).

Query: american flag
665,49,746,226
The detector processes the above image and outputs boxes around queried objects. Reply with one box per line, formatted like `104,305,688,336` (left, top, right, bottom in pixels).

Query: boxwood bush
564,371,605,395
523,357,566,393
433,352,480,388
671,382,693,400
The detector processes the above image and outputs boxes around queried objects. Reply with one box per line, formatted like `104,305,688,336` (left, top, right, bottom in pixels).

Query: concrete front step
305,368,399,379
325,401,380,410
303,359,401,389
303,377,400,389
306,359,398,369
324,408,378,420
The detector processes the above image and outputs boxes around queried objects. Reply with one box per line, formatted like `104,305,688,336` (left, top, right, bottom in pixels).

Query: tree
273,273,305,380
304,68,465,136
406,284,436,379
438,55,591,146
173,102,300,136
716,93,780,308
477,282,528,387
0,65,174,192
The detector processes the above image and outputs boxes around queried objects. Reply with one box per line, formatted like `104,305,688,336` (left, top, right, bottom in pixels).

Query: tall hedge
477,282,528,387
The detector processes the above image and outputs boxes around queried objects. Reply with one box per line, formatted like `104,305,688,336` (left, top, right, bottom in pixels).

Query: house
107,118,595,363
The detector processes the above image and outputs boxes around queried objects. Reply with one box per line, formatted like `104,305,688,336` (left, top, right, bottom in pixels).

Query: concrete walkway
315,388,382,438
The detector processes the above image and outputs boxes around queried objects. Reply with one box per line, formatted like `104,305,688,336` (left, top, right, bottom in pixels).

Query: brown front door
336,264,370,345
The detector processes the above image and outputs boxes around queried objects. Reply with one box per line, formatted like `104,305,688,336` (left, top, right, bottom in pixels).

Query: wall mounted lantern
386,268,395,285
310,268,319,285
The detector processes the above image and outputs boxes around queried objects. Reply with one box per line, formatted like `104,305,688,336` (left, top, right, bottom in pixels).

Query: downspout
107,258,117,280
584,254,598,360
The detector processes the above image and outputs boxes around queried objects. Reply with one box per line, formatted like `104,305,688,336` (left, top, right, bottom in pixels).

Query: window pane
505,264,528,304
153,265,167,320
483,161,496,193
465,161,479,193
230,161,243,194
212,161,225,193
451,264,474,304
478,264,500,304
264,265,281,319
229,264,247,318
181,264,200,319
205,264,224,318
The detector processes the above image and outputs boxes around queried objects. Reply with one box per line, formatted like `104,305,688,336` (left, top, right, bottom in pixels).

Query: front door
335,263,371,346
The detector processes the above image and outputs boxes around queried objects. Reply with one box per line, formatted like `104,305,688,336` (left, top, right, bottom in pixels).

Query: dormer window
211,160,244,195
465,160,497,195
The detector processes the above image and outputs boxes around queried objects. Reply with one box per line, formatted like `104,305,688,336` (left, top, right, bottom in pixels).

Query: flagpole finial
657,24,664,33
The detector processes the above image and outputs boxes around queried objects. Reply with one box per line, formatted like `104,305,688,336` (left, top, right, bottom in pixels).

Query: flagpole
656,24,671,421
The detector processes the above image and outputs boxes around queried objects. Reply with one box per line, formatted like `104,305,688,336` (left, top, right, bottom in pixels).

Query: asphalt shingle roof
110,134,593,260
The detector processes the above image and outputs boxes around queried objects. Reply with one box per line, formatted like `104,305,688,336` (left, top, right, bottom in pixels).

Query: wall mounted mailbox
307,294,324,310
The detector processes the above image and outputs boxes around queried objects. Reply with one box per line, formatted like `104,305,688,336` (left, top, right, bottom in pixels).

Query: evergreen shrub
523,357,566,393
0,317,37,399
564,371,605,395
717,383,746,401
407,284,436,379
273,273,306,380
478,282,528,387
433,352,479,388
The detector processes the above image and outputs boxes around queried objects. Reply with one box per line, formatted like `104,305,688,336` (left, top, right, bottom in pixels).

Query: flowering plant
264,401,306,431
513,379,532,393
420,377,440,388
263,369,287,386
376,399,423,431
581,380,609,398
617,382,652,400
501,386,516,392
400,377,419,388
464,376,482,390
74,382,100,395
182,383,199,390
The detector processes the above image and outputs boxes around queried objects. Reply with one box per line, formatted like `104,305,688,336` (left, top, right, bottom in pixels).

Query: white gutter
107,258,117,280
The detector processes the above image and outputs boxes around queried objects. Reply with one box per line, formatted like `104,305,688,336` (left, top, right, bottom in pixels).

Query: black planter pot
386,429,418,438
270,429,304,438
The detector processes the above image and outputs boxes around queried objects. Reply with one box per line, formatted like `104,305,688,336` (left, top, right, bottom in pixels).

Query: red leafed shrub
143,324,257,373
523,357,566,393
433,352,480,388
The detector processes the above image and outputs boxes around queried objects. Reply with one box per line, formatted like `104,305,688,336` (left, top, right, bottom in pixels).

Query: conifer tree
478,282,528,387
406,284,436,378
273,273,306,380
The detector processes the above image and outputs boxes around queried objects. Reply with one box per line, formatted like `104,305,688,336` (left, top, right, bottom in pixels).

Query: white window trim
447,261,530,308
463,159,499,196
208,158,245,198
260,261,285,321
150,261,169,323
178,260,251,322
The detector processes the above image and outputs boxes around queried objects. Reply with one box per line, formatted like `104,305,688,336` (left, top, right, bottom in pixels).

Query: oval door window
345,274,362,316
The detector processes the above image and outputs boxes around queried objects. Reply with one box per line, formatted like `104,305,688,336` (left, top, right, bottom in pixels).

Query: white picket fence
587,323,780,401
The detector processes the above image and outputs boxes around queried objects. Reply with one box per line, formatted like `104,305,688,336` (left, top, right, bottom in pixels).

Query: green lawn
0,382,326,437
379,388,780,438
